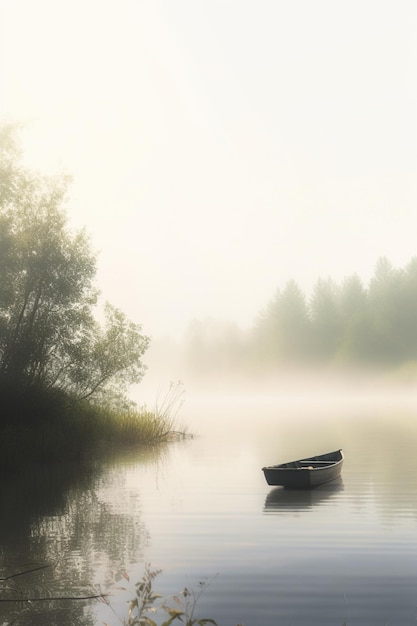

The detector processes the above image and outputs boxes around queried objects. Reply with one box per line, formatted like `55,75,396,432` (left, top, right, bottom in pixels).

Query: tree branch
0,563,50,581
0,593,108,602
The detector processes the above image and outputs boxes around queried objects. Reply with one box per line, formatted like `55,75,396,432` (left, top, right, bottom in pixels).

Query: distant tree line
183,256,417,372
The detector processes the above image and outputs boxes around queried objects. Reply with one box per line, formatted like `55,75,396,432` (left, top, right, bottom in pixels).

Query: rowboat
262,449,344,489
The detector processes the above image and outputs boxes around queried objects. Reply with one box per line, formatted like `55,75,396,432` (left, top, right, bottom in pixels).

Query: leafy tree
0,124,149,419
309,277,342,359
251,288,282,365
339,274,367,322
251,257,417,369
271,280,312,362
251,281,312,365
366,257,404,362
366,256,417,363
336,274,369,362
398,257,417,359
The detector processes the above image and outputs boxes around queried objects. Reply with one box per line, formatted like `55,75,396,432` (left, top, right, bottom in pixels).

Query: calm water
2,386,417,625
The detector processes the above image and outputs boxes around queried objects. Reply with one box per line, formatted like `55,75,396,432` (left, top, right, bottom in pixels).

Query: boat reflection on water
264,477,344,513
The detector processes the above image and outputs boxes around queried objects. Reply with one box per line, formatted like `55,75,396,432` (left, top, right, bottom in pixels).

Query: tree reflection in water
0,446,166,626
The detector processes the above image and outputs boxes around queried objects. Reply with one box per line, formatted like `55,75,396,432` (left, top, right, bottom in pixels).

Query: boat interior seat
299,460,333,465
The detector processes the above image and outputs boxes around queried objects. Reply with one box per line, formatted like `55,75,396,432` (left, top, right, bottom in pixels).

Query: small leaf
161,616,184,626
165,608,183,618
127,598,139,619
142,618,158,626
148,591,163,602
122,572,130,582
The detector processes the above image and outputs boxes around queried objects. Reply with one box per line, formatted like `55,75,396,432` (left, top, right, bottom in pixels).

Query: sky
1,0,417,340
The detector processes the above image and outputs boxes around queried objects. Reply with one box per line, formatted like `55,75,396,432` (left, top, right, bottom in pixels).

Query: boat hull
262,449,344,489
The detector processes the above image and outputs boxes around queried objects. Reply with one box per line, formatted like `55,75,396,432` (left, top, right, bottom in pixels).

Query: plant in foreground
105,563,218,626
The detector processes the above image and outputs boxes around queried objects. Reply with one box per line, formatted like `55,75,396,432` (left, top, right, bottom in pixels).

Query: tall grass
95,381,186,446
0,382,186,469
153,380,186,429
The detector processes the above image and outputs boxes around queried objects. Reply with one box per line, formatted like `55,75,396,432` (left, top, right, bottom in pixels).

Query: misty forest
0,124,185,468
1,126,417,623
2,121,417,440
3,1,417,623
183,255,417,376
0,122,152,406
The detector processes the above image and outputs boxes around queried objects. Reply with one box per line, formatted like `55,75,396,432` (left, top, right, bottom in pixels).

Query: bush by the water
0,381,185,469
0,124,176,466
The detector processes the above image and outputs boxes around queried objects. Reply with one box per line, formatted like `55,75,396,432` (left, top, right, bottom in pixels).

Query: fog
136,338,417,415
2,1,417,394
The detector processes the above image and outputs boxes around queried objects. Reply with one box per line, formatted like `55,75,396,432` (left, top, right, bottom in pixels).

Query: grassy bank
0,382,185,469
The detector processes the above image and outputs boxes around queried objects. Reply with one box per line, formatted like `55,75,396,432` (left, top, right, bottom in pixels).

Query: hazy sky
1,0,416,339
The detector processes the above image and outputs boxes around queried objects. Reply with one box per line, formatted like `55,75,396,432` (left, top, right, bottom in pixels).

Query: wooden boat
262,449,344,489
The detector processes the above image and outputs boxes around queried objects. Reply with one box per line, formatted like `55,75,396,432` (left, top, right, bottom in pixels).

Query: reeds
96,381,186,446
0,382,186,468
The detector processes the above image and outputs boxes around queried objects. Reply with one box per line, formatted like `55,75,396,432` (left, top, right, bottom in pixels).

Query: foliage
154,380,186,427
106,564,218,626
255,280,312,364
310,277,343,359
0,123,150,422
0,384,185,469
0,563,228,626
183,256,417,372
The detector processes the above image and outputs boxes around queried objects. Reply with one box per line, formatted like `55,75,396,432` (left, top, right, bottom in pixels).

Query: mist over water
96,390,417,626
138,332,417,418
2,2,417,622
1,366,417,625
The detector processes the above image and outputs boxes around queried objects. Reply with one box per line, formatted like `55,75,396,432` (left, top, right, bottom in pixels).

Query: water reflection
264,478,344,512
0,446,167,626
3,397,417,626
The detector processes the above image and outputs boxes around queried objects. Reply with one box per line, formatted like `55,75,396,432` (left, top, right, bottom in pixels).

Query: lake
1,380,417,625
